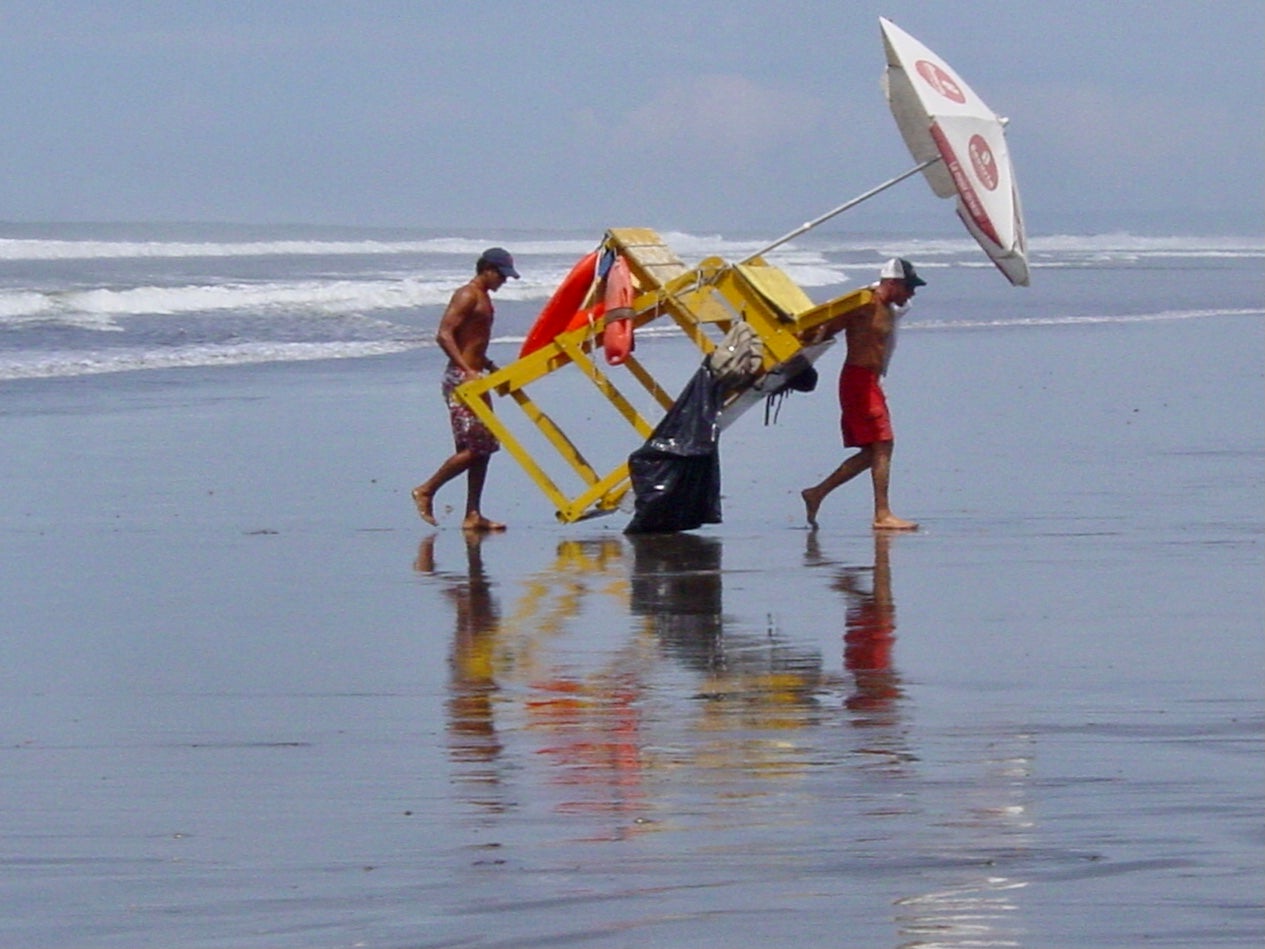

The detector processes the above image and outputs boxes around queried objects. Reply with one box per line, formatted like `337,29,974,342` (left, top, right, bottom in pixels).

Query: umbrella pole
741,157,940,264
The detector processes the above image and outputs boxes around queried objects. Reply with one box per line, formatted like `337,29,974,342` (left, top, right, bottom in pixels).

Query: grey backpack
705,321,764,392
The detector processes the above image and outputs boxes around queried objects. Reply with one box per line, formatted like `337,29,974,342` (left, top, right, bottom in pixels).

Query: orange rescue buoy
601,256,635,366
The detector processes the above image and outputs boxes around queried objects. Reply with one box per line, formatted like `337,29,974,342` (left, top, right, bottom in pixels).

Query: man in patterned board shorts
412,248,518,532
800,258,925,532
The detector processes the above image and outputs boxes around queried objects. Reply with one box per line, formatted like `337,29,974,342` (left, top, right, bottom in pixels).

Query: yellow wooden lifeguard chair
453,228,872,523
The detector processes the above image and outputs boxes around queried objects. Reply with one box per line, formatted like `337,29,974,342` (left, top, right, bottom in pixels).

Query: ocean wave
1029,233,1265,256
0,339,426,381
0,329,687,380
910,307,1263,331
796,232,1265,260
0,231,766,267
0,271,708,330
3,224,1258,383
5,307,1253,381
3,230,1258,274
0,277,462,327
0,235,607,262
5,259,1256,336
0,237,426,261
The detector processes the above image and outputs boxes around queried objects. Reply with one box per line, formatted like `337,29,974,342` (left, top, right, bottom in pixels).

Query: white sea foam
0,235,604,262
1029,232,1265,256
1,229,1259,264
910,307,1263,331
0,277,460,328
0,238,417,261
0,340,427,381
803,232,1265,261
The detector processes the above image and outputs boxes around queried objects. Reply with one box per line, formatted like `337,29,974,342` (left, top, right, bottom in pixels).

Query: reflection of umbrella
881,16,1029,286
746,18,1029,287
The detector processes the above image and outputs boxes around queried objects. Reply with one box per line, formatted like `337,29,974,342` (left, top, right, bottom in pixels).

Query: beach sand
2,314,1262,947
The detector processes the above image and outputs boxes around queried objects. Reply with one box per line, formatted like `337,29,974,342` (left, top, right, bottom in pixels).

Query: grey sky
2,0,1261,234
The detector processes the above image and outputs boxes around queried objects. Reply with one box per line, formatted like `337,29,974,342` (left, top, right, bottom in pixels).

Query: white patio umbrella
881,16,1029,286
746,18,1029,287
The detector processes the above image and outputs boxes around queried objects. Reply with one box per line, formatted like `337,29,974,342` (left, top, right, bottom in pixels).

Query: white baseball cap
879,257,926,288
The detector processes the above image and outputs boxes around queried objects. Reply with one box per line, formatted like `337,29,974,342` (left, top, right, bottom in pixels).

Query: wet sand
2,314,1262,947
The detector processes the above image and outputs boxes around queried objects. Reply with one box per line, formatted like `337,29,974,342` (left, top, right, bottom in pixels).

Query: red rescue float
600,255,635,366
519,250,600,358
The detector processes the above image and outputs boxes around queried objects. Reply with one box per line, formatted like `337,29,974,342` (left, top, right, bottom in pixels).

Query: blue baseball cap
481,247,520,279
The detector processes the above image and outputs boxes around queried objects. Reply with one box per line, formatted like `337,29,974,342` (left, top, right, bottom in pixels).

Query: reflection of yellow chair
455,228,873,522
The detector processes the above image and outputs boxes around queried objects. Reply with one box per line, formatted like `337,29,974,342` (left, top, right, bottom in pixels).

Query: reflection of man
415,534,503,770
817,532,902,716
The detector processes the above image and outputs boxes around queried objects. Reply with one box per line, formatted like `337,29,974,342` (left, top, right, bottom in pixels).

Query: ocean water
2,222,1261,381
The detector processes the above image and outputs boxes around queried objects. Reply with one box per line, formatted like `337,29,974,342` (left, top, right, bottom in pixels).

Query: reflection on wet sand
807,530,910,772
419,529,1033,944
523,540,648,831
835,531,903,720
415,533,505,811
421,531,832,834
808,529,1032,947
630,532,827,726
419,534,651,835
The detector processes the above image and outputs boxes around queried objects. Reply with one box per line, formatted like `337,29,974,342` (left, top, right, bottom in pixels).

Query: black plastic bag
624,365,723,534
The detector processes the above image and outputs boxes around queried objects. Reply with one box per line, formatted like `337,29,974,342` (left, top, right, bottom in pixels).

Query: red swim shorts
838,364,893,447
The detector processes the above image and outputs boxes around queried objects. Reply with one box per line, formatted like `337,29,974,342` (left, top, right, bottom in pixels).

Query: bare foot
411,486,438,526
801,488,823,527
461,514,506,533
873,514,918,531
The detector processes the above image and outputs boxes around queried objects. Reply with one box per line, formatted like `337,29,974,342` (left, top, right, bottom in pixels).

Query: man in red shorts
801,257,925,531
412,248,519,532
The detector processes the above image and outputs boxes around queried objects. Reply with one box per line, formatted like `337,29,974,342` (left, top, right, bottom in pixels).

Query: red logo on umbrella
968,135,999,191
915,60,966,103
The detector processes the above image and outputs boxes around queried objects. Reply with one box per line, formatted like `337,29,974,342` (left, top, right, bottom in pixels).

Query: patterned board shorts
442,365,500,456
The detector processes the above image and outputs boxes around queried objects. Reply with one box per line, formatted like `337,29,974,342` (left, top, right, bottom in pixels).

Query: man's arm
803,301,867,345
